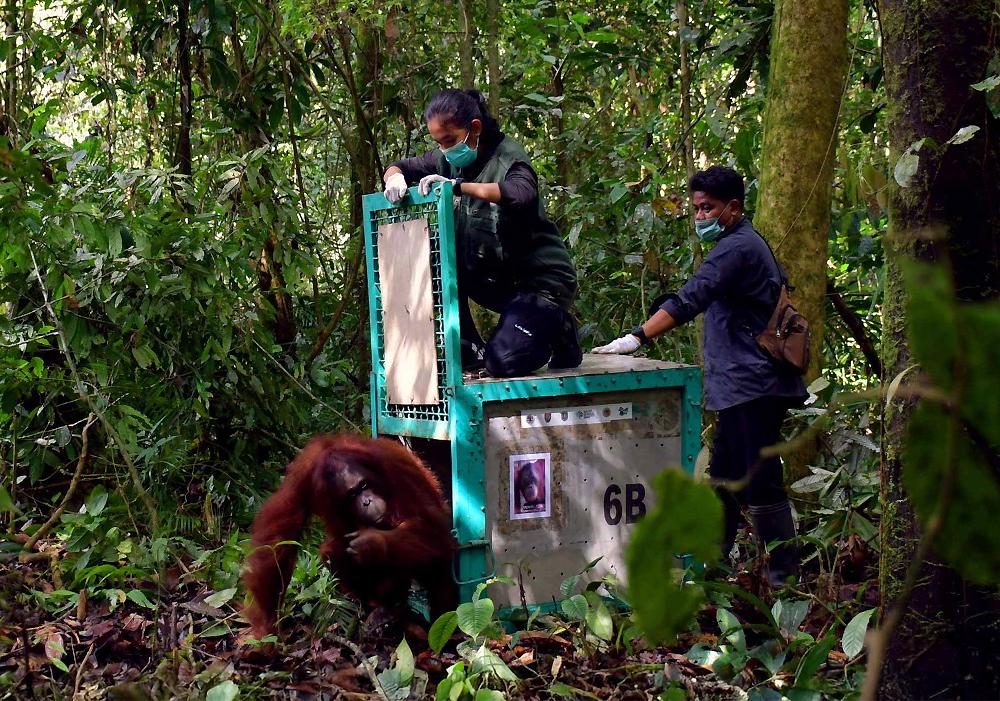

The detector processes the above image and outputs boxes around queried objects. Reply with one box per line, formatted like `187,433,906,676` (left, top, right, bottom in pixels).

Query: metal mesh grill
369,201,451,423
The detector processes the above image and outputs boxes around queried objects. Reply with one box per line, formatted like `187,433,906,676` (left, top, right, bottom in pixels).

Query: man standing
593,166,807,586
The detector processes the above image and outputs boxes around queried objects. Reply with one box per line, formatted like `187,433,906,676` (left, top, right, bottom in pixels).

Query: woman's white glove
383,172,409,204
418,174,455,196
591,334,642,354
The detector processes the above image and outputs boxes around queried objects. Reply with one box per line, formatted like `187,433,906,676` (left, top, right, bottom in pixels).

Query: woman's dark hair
689,166,745,205
424,88,500,139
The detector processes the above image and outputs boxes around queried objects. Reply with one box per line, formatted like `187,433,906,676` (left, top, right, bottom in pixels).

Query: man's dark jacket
659,217,808,411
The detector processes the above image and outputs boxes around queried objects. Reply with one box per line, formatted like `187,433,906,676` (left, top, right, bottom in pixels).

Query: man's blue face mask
442,131,477,168
695,204,733,242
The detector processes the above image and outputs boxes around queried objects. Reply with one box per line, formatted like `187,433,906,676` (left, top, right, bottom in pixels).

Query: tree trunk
1,0,18,138
676,0,703,365
17,0,30,118
328,21,383,234
755,0,848,382
486,0,500,113
458,0,475,89
551,64,569,189
755,0,848,489
875,1,1000,698
174,0,193,176
227,6,296,347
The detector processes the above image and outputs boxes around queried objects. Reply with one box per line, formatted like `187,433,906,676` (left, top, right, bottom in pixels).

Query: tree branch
827,279,882,376
21,414,97,552
306,239,364,364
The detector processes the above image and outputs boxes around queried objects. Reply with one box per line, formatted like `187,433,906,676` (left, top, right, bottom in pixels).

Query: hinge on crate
451,538,497,585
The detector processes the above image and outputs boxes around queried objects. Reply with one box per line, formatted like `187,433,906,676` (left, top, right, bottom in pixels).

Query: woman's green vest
437,136,576,308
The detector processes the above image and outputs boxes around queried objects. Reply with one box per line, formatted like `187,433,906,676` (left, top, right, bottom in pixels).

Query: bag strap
752,228,794,291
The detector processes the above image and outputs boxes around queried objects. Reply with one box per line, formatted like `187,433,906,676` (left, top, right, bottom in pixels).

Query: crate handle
452,538,497,585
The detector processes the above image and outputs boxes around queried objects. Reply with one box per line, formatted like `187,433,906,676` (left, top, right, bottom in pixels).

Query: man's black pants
709,395,793,548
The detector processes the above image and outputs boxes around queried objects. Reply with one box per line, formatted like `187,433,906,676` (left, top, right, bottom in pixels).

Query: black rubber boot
748,501,799,588
548,310,583,370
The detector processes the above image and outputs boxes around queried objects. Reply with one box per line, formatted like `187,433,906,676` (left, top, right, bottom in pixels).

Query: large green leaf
626,470,723,644
393,638,414,687
468,644,518,682
903,262,958,393
716,607,746,651
375,668,409,701
84,485,109,517
205,681,239,701
204,587,237,608
772,599,809,637
429,611,459,655
902,262,1000,583
955,303,1000,447
841,608,875,659
457,598,495,638
474,690,505,701
559,594,588,622
0,485,17,513
583,592,614,641
903,403,1000,584
794,635,836,688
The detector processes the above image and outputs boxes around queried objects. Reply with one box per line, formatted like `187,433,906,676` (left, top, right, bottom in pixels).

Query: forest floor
0,535,876,700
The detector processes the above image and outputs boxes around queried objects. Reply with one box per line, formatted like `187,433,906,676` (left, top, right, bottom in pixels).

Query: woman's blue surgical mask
441,131,478,168
694,205,732,242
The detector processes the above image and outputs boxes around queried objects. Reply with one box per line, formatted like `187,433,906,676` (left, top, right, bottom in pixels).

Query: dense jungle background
2,0,999,698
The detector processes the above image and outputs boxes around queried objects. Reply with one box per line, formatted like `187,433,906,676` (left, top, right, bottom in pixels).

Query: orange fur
243,434,456,638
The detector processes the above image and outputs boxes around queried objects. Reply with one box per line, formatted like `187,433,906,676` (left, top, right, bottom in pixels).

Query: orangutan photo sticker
509,452,551,520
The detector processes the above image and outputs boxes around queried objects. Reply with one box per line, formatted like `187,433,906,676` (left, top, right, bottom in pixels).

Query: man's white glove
383,172,409,204
591,334,642,355
418,174,455,196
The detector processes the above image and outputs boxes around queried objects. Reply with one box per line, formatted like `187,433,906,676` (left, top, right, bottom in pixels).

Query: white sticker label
520,402,632,428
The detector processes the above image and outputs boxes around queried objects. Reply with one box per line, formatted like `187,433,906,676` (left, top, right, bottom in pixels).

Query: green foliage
841,608,875,659
0,1,895,696
457,597,496,638
429,610,460,654
686,587,866,700
901,263,1000,584
205,680,240,701
376,638,416,701
626,469,722,644
0,486,16,513
787,383,880,573
425,577,520,699
281,547,359,635
904,404,1000,583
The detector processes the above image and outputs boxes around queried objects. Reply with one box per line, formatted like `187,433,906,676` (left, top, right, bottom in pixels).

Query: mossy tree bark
755,0,848,383
755,0,848,487
877,0,1000,698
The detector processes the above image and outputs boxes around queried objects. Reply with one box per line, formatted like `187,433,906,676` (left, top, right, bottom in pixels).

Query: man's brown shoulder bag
754,231,810,375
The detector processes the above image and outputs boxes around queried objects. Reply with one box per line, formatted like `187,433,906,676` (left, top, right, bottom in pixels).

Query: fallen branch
329,633,383,695
21,414,97,553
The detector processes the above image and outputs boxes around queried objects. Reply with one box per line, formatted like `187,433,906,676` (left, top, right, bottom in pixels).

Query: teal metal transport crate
362,183,702,607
